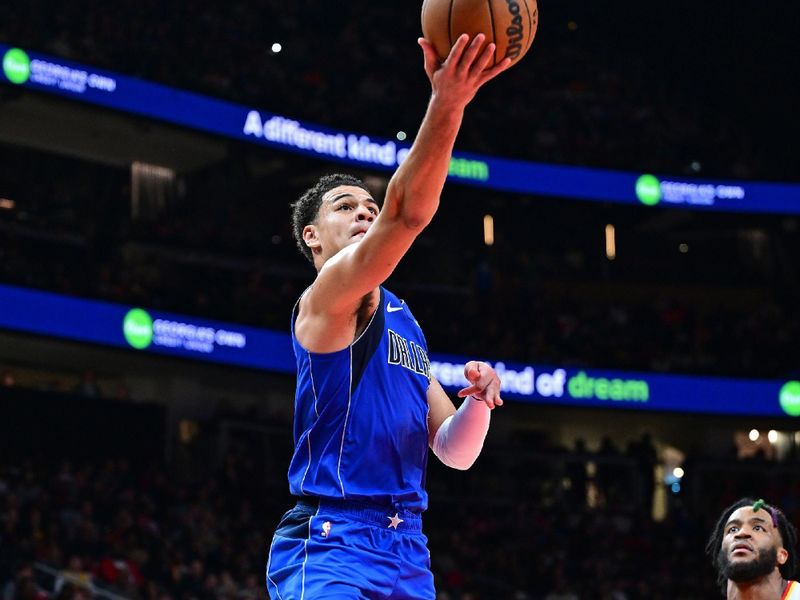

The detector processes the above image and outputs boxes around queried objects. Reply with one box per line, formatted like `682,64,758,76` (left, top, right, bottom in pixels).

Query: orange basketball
421,0,538,67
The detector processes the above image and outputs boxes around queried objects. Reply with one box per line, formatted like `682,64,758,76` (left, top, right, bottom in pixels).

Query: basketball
421,0,538,67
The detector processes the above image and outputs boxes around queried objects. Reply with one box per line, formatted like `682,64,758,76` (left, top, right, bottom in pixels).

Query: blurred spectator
53,556,95,596
1,372,14,388
72,371,100,399
1,565,47,600
2,415,799,599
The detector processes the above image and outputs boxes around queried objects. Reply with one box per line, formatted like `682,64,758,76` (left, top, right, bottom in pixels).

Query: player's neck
727,573,787,600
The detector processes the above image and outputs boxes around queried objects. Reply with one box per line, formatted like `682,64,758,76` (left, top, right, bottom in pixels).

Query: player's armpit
293,298,362,354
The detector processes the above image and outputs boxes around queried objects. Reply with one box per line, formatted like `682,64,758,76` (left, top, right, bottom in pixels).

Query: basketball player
706,498,799,599
266,34,511,600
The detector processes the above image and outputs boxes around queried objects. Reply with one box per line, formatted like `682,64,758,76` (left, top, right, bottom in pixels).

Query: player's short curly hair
290,173,373,264
705,497,798,594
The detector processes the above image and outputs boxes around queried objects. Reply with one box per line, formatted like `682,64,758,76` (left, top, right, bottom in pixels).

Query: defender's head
706,498,797,594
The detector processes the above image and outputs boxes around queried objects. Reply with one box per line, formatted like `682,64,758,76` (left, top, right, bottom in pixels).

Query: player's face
304,185,380,263
718,507,788,582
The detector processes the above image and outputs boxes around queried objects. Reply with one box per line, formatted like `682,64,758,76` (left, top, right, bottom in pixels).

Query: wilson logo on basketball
421,0,538,67
504,0,524,59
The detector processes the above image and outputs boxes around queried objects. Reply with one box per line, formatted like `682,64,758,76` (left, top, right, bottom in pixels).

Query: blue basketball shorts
266,497,435,600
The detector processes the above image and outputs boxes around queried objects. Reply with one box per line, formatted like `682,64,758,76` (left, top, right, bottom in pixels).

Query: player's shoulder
382,287,425,331
382,287,407,311
382,286,400,303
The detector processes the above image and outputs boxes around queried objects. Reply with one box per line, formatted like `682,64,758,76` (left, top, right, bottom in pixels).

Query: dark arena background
1,1,800,598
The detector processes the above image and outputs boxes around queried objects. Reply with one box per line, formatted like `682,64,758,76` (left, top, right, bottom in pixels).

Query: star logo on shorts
387,513,404,529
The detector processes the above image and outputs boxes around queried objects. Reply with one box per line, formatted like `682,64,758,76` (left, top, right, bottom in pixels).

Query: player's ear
303,225,321,253
777,547,789,565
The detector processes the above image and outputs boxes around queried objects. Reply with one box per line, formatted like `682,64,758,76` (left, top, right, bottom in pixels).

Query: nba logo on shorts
321,521,331,538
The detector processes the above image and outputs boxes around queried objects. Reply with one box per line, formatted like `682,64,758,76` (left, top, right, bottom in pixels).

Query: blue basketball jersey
288,287,432,512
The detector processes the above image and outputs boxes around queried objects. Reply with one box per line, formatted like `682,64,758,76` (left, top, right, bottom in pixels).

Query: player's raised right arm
381,34,504,233
309,35,511,314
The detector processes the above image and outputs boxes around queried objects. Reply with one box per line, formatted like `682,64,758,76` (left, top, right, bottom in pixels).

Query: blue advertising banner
3,44,800,214
0,284,294,374
428,355,798,418
1,284,799,417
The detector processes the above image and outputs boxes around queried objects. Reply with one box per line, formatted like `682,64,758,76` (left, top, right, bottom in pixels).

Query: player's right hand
418,34,511,108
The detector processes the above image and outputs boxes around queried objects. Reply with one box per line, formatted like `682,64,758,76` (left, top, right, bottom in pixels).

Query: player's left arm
428,361,503,470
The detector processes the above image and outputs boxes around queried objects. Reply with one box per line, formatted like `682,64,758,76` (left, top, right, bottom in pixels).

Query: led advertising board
3,44,800,214
2,284,798,417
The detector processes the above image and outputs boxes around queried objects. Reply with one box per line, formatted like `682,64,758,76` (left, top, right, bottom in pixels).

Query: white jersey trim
265,536,285,600
336,345,353,498
308,351,320,418
299,353,319,495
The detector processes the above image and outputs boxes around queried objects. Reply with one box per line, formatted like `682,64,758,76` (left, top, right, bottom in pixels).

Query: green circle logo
779,381,800,417
3,48,31,85
636,174,662,206
123,308,153,349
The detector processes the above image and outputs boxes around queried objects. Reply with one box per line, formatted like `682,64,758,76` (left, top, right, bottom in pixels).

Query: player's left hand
457,361,503,409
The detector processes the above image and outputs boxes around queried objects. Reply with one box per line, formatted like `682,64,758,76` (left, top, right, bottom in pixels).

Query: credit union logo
779,381,800,417
2,48,30,84
123,308,154,349
636,174,662,206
